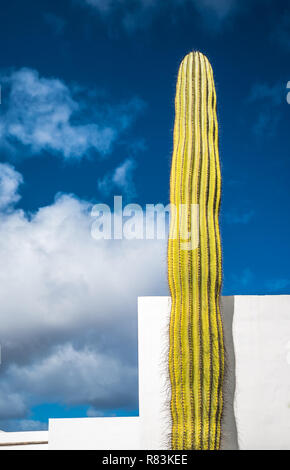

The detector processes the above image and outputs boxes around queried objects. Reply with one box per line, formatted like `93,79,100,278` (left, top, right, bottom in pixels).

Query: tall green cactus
168,51,224,450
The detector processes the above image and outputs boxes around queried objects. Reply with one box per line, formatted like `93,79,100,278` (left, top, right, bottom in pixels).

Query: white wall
48,417,140,450
138,295,290,450
2,295,290,450
138,296,171,450
234,295,290,450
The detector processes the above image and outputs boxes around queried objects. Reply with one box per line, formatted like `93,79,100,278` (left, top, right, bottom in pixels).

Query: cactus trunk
168,51,224,450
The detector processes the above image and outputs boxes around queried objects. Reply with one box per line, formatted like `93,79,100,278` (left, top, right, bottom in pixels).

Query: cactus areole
168,51,224,450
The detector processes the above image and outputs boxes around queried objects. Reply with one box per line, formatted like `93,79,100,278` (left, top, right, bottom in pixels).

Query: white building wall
138,295,290,450
233,295,290,450
138,296,171,450
1,295,290,450
48,417,140,450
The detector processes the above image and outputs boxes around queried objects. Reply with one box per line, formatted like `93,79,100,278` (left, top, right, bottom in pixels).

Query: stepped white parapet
1,295,290,450
0,431,48,450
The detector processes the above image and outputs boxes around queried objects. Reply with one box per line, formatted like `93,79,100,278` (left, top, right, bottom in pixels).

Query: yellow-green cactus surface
168,51,224,450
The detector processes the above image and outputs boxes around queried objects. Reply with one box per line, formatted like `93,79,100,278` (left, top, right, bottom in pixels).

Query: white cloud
98,158,137,197
0,163,23,210
0,389,27,420
0,166,168,430
3,344,137,409
0,68,144,160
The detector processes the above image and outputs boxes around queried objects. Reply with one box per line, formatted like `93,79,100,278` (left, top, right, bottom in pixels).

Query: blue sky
0,0,289,431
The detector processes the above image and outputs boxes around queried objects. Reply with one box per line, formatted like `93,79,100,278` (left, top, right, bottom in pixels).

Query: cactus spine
168,51,224,450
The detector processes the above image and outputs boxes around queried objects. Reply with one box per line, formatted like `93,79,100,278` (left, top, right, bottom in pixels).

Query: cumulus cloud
0,164,168,430
0,389,27,420
0,68,144,160
3,344,137,410
98,158,137,198
0,163,23,210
